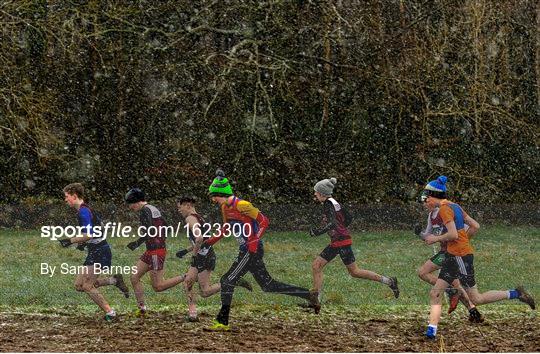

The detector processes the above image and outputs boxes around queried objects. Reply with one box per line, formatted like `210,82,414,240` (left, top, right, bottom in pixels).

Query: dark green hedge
1,1,538,204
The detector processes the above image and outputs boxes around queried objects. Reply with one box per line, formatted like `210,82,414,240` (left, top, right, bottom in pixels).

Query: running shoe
206,319,230,331
135,307,147,317
516,285,536,310
425,326,436,339
187,315,199,322
104,313,116,322
446,288,459,314
468,307,484,323
389,277,400,299
309,290,321,314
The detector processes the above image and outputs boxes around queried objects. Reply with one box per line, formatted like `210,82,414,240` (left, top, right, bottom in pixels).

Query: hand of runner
176,249,189,259
424,235,437,245
127,241,139,251
59,238,72,247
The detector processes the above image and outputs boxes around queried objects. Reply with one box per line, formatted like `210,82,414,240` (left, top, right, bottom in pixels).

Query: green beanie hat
208,169,233,196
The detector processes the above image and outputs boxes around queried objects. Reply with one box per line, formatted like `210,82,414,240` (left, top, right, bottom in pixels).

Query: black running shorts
319,245,356,265
190,248,216,273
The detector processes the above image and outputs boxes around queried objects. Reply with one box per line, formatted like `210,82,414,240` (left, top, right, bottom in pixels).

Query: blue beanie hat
421,175,448,200
425,175,448,193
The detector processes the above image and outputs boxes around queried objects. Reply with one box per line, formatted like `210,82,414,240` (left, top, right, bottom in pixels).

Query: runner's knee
346,265,361,277
74,278,84,292
199,287,212,298
416,267,424,277
430,287,443,300
152,282,166,292
184,276,196,290
467,290,482,304
417,267,430,281
81,282,95,293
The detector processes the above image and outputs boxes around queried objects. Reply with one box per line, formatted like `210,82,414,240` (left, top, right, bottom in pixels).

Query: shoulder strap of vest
327,198,342,211
190,213,204,224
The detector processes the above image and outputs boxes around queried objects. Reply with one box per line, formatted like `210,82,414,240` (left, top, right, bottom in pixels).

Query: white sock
106,309,116,317
380,276,392,286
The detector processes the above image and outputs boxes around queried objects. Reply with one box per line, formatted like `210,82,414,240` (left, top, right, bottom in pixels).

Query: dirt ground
0,308,538,352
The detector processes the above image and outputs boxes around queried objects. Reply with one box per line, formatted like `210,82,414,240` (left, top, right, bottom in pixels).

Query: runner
125,188,185,315
415,199,476,314
310,178,400,309
422,176,536,339
175,195,252,322
205,170,319,331
59,183,129,322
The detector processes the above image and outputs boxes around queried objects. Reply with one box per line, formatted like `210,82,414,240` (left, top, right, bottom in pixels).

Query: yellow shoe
207,319,230,331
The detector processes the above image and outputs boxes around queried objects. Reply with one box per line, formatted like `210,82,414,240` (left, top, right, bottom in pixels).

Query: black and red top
312,198,353,248
139,204,167,251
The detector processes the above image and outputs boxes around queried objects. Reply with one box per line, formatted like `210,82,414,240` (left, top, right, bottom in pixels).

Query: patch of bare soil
0,309,538,352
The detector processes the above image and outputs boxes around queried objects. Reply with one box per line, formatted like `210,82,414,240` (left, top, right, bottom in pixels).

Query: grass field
0,225,538,351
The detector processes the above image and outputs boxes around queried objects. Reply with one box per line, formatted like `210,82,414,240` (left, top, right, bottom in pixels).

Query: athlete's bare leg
312,256,329,293
130,260,149,308
417,260,439,285
429,278,451,326
94,277,116,287
74,266,112,313
466,286,510,305
149,269,184,292
346,262,384,282
183,267,199,318
197,270,220,298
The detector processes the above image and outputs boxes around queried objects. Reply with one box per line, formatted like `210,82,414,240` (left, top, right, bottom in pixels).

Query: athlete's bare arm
186,215,204,254
425,221,458,244
70,232,94,243
464,215,480,238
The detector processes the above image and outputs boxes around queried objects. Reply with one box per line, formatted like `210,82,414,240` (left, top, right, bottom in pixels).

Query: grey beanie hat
314,178,337,196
